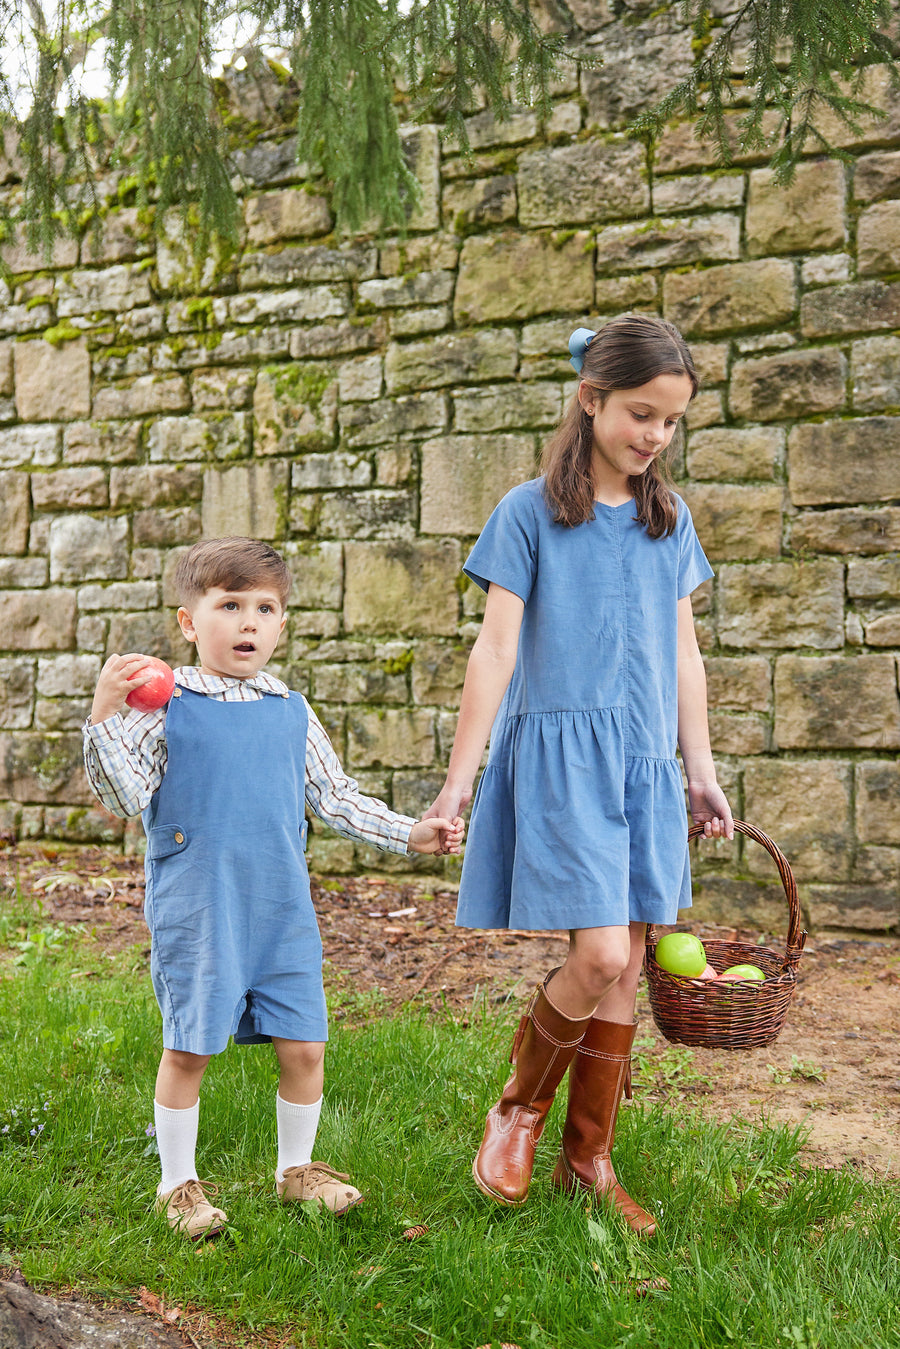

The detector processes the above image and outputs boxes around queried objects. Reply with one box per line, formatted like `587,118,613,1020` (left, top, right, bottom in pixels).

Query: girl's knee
566,931,631,992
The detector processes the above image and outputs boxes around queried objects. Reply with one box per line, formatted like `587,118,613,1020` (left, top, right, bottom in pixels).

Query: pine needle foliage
634,0,900,179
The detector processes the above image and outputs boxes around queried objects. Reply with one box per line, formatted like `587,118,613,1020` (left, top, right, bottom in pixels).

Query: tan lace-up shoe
155,1179,227,1239
276,1162,363,1214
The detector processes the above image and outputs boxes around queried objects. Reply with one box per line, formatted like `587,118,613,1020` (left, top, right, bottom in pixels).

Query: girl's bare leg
545,921,646,1021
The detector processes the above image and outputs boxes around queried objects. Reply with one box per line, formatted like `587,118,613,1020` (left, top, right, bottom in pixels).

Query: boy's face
177,586,287,680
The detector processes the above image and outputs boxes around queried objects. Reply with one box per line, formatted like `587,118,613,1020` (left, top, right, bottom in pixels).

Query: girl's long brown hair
541,314,698,537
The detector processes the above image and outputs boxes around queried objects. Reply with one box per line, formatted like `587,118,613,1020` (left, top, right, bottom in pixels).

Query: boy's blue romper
457,478,714,933
142,686,327,1056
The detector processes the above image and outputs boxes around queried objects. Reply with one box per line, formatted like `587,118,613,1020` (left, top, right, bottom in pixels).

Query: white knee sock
275,1093,322,1182
154,1099,200,1195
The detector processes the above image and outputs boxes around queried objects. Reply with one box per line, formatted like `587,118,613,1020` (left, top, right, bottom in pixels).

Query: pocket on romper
147,824,190,860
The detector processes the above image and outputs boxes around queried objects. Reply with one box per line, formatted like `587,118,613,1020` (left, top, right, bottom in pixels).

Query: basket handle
648,818,806,972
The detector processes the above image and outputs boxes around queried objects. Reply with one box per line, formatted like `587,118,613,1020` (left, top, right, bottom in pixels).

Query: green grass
1,921,898,1348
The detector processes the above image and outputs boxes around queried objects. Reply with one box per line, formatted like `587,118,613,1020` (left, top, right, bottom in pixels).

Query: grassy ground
1,905,898,1348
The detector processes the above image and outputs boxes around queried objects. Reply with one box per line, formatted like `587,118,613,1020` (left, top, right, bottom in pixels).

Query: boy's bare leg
155,1048,211,1107
271,1037,361,1214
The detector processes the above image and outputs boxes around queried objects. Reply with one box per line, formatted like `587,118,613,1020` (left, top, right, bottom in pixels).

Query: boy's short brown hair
174,538,292,608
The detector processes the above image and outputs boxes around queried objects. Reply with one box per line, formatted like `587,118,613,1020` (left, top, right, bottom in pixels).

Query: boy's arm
83,709,168,818
304,701,416,853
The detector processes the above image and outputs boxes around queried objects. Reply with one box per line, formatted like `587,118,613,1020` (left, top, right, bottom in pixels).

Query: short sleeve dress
456,477,714,932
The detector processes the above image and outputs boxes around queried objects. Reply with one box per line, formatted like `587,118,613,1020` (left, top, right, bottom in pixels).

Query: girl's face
579,372,693,500
177,586,286,680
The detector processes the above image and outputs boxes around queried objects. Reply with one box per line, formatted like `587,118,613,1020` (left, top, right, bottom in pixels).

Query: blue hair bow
568,327,596,374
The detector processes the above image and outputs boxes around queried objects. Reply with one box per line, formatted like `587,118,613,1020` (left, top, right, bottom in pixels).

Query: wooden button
174,831,184,844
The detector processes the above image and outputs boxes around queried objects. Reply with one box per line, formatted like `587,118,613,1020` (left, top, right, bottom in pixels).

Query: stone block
57,264,153,316
847,557,900,600
402,124,441,232
685,391,723,430
14,339,91,421
788,418,900,506
338,355,383,403
148,414,252,462
854,149,900,203
455,232,593,323
0,731,91,804
856,762,900,845
518,139,648,226
291,454,372,491
110,465,204,509
0,340,12,396
312,661,408,706
745,161,846,256
0,425,59,468
389,308,451,338
789,507,900,556
801,281,900,338
191,367,255,410
344,540,461,636
229,285,349,326
49,515,129,583
442,176,517,229
853,846,900,888
453,382,563,433
107,611,188,664
851,336,900,412
707,712,770,755
30,467,108,511
593,274,659,313
359,272,455,310
375,445,413,486
241,243,377,287
729,348,847,421
63,421,141,465
0,469,29,552
686,426,783,481
77,582,159,612
806,885,898,933
347,708,436,769
864,613,900,645
339,391,447,447
743,758,853,881
201,461,289,540
0,656,35,727
663,260,796,336
36,654,101,698
283,542,343,610
421,434,537,536
163,328,291,370
244,189,332,244
581,18,692,129
595,212,739,273
704,655,771,712
82,206,152,264
682,483,784,561
306,490,416,540
290,319,387,361
857,200,900,276
253,364,338,454
449,107,538,152
41,804,126,843
411,640,471,707
717,560,844,649
774,655,900,749
132,507,202,547
93,375,191,420
652,173,745,214
801,253,851,288
0,557,47,587
654,108,783,174
385,330,517,394
379,235,459,276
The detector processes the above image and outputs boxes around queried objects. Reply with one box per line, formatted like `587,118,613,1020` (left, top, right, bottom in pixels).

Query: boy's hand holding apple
91,653,175,724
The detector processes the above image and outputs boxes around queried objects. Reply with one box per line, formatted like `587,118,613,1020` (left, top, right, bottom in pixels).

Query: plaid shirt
82,666,415,853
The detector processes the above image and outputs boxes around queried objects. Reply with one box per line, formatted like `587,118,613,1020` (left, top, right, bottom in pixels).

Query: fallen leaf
139,1287,162,1315
164,1307,182,1323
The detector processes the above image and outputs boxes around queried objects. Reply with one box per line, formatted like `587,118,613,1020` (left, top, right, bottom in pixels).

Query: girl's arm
676,596,734,839
426,582,525,821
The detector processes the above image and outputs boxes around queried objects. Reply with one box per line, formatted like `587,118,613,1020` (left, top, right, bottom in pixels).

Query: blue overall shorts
141,686,327,1055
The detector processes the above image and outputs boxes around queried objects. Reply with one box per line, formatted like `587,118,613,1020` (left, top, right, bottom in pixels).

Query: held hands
91,653,156,725
407,814,465,856
688,780,734,840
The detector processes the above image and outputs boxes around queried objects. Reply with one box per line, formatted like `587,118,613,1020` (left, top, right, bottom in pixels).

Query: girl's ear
576,381,596,418
177,606,197,643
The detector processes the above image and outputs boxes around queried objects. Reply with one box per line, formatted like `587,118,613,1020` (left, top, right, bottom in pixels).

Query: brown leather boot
473,970,592,1206
551,1017,657,1237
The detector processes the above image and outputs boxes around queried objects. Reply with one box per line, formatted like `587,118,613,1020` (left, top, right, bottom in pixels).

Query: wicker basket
644,820,807,1050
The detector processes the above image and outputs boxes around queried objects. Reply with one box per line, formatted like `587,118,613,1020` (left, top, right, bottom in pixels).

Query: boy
83,537,463,1239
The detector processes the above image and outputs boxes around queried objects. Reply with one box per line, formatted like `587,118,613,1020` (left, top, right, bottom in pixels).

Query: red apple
698,964,718,981
125,657,175,712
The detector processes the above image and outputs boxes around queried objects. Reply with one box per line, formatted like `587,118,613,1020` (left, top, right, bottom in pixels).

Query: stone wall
1,3,899,933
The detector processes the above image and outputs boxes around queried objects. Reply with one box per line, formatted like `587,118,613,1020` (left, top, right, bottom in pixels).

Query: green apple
719,963,766,982
654,932,707,978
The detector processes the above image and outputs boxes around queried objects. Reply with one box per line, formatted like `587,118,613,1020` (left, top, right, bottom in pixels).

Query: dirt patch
2,843,898,1177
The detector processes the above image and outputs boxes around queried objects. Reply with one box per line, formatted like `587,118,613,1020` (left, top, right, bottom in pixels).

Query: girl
426,314,733,1238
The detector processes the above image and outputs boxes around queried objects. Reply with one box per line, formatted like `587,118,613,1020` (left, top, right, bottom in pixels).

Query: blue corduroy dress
456,478,714,932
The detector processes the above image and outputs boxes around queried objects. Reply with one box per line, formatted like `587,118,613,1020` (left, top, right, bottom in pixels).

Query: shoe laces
168,1179,221,1209
285,1162,350,1185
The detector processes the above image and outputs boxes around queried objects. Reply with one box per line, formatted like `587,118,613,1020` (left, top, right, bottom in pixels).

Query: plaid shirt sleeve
82,709,168,818
303,700,415,854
